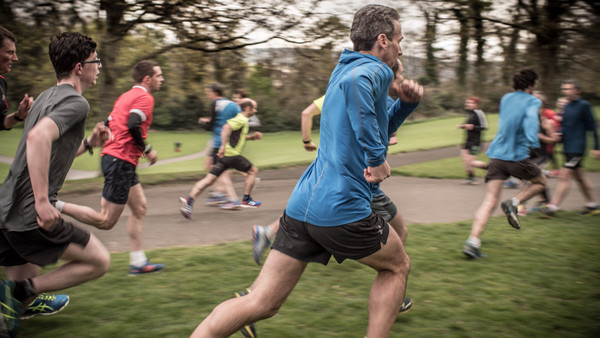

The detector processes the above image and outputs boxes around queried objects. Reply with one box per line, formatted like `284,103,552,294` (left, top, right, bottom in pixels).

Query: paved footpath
57,146,600,253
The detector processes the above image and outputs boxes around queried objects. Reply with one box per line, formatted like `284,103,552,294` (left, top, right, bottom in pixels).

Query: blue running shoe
234,289,256,338
21,294,69,320
252,225,271,265
205,192,228,205
0,280,22,337
129,261,165,276
220,200,241,210
242,198,261,208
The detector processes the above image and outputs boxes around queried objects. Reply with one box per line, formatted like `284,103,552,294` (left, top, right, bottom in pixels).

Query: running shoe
538,204,556,217
0,280,22,337
503,181,519,189
129,261,165,276
399,297,413,314
234,288,256,338
205,194,228,205
500,199,521,229
179,197,193,219
463,177,478,185
242,198,262,208
21,294,69,320
220,200,241,210
462,242,487,259
576,205,599,216
252,225,271,265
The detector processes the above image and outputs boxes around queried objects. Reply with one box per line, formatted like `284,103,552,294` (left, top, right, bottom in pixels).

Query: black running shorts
485,158,542,182
0,219,90,267
101,155,139,205
271,211,389,265
370,193,397,222
209,155,253,177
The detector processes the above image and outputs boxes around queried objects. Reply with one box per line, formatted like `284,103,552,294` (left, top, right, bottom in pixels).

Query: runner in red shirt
59,60,166,275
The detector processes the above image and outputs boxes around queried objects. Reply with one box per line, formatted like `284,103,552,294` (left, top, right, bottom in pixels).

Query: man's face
80,51,101,88
382,21,403,68
246,103,257,117
561,83,579,101
148,66,164,93
205,88,217,101
464,99,477,110
0,39,18,75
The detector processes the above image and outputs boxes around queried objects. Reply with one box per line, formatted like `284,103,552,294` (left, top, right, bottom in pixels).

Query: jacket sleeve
341,71,386,167
583,103,599,150
387,99,419,135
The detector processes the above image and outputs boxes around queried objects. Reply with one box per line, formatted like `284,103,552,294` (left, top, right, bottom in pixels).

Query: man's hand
35,200,61,229
144,150,158,165
16,94,33,120
217,146,226,158
395,79,424,103
198,117,210,124
303,141,317,151
88,122,113,147
252,131,263,140
364,161,391,183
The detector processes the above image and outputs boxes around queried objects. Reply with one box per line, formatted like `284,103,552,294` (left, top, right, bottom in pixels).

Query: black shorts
210,147,220,165
0,219,90,267
463,143,481,155
209,155,253,177
101,155,139,205
563,153,584,169
271,211,389,265
370,193,397,222
485,158,542,182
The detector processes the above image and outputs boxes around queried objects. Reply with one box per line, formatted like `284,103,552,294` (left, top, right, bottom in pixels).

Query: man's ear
377,33,388,47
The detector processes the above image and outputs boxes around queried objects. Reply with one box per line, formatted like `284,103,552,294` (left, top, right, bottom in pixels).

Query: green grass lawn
393,144,600,179
7,213,599,337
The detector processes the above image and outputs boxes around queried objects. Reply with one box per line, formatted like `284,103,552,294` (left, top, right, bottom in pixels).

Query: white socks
130,251,147,267
55,200,65,212
510,198,520,207
466,236,481,248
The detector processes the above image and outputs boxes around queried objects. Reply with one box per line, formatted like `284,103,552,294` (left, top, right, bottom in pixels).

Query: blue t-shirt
286,50,402,226
561,98,599,154
212,98,240,148
487,91,540,161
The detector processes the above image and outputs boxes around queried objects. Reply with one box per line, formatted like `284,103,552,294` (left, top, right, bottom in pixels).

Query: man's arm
127,112,157,164
524,100,541,149
75,122,112,156
301,102,322,151
217,123,233,158
26,117,61,229
2,94,33,129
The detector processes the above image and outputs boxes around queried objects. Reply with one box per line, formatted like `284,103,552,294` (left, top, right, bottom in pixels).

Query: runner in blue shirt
463,68,547,259
191,5,423,338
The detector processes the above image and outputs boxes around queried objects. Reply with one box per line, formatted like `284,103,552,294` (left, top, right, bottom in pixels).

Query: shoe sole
399,298,412,314
21,298,70,320
241,204,261,208
501,202,521,229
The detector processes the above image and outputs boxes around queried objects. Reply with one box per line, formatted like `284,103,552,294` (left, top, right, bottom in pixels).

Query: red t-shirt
102,86,154,165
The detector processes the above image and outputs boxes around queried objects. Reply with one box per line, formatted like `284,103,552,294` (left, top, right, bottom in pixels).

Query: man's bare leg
358,227,410,337
29,234,110,294
191,250,307,337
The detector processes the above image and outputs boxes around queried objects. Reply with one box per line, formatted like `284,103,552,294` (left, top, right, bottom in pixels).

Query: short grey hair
350,5,400,52
561,79,581,91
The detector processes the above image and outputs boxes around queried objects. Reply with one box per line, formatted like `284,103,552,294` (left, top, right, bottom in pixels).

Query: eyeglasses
82,59,101,67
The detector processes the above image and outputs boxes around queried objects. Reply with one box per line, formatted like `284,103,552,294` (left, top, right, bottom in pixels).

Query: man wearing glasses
58,60,166,275
0,32,111,337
